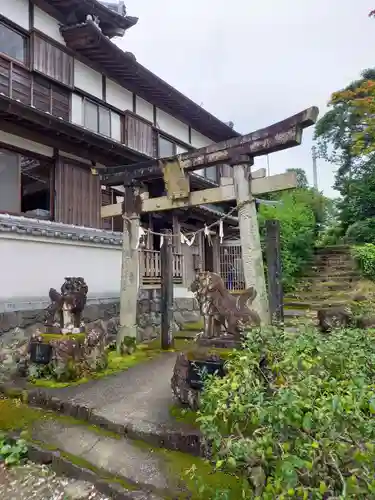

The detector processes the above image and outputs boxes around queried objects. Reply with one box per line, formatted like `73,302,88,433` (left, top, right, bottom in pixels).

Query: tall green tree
314,68,375,236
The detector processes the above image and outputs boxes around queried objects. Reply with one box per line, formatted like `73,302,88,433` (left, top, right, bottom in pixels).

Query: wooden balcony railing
140,249,183,285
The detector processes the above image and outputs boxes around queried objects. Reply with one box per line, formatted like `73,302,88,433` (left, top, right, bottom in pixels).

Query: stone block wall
0,289,201,346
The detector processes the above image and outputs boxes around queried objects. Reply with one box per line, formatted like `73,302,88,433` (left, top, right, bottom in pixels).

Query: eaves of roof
61,21,241,143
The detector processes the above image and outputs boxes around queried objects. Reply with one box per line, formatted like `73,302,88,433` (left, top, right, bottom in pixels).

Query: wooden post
265,219,283,324
160,230,174,350
117,184,141,350
232,156,270,325
172,213,182,253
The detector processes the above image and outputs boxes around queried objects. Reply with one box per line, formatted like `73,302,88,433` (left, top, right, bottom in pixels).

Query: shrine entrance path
43,352,200,448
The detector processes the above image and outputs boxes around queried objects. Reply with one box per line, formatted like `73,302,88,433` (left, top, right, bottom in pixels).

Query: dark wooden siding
124,113,155,157
0,56,10,96
55,159,101,228
11,63,31,104
101,187,114,230
0,54,70,120
32,33,73,88
0,56,31,104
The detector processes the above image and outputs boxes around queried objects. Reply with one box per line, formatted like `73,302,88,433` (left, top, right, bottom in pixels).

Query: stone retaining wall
0,289,201,345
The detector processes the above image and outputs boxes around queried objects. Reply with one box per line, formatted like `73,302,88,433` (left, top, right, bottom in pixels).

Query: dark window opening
0,22,26,63
0,148,52,218
21,157,52,217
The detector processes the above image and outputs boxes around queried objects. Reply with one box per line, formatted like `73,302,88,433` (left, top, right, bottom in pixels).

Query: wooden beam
100,171,297,218
101,107,319,184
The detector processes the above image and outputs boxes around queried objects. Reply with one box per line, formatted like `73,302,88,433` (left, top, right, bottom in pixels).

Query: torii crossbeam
101,106,319,344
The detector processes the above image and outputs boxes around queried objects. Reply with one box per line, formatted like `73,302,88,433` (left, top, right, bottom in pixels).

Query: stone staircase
283,245,360,329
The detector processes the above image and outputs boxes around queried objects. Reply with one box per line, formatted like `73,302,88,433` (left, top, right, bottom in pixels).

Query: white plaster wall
74,60,102,100
0,131,53,157
33,7,66,45
0,0,29,30
136,96,153,123
70,93,83,126
190,129,213,149
190,130,213,176
0,233,194,306
174,286,194,299
176,145,188,154
106,79,133,111
110,111,121,141
155,108,189,144
0,234,122,301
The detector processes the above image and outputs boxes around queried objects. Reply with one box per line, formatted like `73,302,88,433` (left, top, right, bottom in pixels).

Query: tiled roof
0,214,123,246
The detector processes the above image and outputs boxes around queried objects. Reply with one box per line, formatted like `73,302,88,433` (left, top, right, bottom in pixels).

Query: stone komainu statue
190,271,261,339
45,277,88,330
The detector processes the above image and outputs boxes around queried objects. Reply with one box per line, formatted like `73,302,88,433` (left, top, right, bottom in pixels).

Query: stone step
29,419,171,497
311,259,354,269
284,299,348,309
312,281,354,291
314,245,351,255
285,291,352,302
301,268,361,282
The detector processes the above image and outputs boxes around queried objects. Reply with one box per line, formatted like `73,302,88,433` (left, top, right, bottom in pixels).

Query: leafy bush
197,326,375,498
351,243,375,280
0,434,28,465
346,218,375,244
259,189,325,290
316,224,344,247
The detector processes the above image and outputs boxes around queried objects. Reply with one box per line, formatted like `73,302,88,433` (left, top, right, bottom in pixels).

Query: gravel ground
0,462,110,500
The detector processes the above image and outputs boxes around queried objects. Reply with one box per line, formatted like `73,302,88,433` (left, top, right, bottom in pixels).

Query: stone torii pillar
231,155,270,323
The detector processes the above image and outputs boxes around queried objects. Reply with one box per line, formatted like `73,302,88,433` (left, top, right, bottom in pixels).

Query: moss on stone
169,404,199,429
40,333,86,343
185,346,233,361
133,439,249,499
31,344,164,389
181,321,204,331
0,398,121,442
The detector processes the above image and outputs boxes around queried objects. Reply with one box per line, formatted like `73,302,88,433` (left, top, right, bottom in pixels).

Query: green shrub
197,326,375,499
352,243,375,280
259,189,320,290
316,224,344,247
0,434,28,465
346,218,375,244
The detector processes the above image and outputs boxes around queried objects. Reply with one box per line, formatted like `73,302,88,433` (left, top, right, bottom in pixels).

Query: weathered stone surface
171,353,199,410
0,462,111,500
31,353,202,455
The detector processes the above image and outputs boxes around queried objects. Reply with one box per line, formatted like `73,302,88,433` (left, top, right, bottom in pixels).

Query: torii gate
101,107,319,344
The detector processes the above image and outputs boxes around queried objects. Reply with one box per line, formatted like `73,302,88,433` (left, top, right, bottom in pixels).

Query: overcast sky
119,0,375,198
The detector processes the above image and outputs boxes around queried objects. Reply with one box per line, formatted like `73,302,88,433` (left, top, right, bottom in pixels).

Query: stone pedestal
28,325,108,382
197,337,242,349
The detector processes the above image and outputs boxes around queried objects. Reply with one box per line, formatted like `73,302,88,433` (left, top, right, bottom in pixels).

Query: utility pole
312,146,318,190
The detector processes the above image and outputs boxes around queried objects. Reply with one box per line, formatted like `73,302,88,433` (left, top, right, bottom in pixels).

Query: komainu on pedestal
26,278,108,382
171,272,260,409
45,277,88,333
190,271,261,345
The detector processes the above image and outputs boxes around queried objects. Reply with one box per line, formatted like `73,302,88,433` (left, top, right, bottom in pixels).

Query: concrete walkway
31,419,169,498
44,353,199,445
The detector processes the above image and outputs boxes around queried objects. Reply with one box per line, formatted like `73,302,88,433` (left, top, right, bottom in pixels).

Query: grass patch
40,333,86,343
31,343,165,389
169,404,199,429
30,337,199,389
180,321,204,331
133,438,248,499
0,397,121,440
